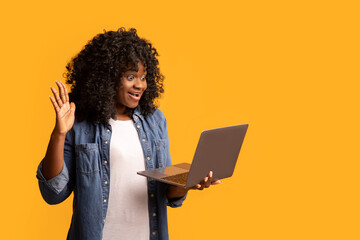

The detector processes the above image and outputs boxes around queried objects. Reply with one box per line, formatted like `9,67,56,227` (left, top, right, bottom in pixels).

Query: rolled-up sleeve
36,129,75,205
167,194,187,208
36,160,69,194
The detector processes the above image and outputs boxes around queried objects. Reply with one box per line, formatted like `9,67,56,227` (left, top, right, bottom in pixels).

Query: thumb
70,102,76,113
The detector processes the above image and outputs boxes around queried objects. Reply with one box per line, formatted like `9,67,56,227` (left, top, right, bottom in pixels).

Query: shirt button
142,138,146,142
147,157,151,161
152,232,156,236
106,129,110,133
104,181,108,185
103,219,106,223
153,213,156,217
104,199,107,203
150,194,155,198
137,125,141,128
104,141,108,144
104,161,108,164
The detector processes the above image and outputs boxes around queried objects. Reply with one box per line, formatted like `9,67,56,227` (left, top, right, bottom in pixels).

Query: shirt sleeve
157,110,188,208
167,194,187,208
36,129,75,205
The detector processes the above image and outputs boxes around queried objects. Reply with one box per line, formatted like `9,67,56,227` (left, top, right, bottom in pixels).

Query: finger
61,81,69,103
197,184,204,190
189,184,203,190
199,176,207,186
57,81,66,104
70,102,76,113
211,180,222,185
50,86,63,107
49,95,60,113
193,175,208,190
204,171,213,188
203,177,210,188
56,81,66,104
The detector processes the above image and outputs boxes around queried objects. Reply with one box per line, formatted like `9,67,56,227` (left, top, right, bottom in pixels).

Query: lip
128,92,142,101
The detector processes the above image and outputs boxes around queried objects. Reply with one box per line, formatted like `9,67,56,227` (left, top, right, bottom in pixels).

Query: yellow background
1,0,359,239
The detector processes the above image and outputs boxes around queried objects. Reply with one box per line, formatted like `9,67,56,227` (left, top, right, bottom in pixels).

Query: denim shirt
36,108,186,240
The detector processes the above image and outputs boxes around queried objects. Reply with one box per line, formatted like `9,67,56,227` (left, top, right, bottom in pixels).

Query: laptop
137,124,248,188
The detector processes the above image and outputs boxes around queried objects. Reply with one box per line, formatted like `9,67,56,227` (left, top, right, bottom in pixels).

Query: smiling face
115,61,147,119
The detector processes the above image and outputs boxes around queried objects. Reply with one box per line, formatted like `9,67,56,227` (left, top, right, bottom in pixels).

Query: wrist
167,185,189,199
51,129,67,138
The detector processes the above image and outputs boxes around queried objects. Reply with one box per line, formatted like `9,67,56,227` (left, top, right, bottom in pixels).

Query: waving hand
49,81,76,135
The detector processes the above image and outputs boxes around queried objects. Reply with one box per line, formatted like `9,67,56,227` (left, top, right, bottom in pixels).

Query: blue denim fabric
36,108,186,240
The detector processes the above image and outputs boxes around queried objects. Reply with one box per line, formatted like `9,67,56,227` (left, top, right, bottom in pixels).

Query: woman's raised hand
49,81,76,135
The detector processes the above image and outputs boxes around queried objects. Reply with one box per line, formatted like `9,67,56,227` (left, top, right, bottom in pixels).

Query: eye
126,75,134,80
141,75,146,81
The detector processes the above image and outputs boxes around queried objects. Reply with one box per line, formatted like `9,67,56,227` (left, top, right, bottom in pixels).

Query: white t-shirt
102,119,149,240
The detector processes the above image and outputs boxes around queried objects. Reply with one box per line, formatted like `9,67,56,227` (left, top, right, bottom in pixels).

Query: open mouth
128,92,141,100
129,92,140,97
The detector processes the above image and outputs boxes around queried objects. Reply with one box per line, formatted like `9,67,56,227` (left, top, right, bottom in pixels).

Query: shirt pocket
154,139,168,168
75,143,100,175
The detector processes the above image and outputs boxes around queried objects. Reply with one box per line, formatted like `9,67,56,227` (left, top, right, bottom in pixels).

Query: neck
115,113,131,120
115,105,131,120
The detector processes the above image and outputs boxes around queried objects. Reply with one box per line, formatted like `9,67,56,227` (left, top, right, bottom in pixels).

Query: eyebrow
126,70,147,75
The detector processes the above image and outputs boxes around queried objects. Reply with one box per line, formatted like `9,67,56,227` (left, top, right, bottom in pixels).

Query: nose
133,77,146,90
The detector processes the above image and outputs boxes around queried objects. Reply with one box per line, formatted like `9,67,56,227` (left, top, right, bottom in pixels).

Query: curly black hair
65,28,164,124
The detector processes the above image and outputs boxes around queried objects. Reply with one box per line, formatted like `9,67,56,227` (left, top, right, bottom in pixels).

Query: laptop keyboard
161,172,189,185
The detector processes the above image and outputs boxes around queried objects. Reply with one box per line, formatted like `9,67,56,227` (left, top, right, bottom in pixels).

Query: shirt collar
133,106,145,121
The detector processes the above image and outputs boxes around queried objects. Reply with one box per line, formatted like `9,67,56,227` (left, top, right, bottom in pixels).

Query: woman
36,28,221,240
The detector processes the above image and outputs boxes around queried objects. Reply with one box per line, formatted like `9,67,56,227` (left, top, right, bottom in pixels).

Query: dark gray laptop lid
185,124,248,188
